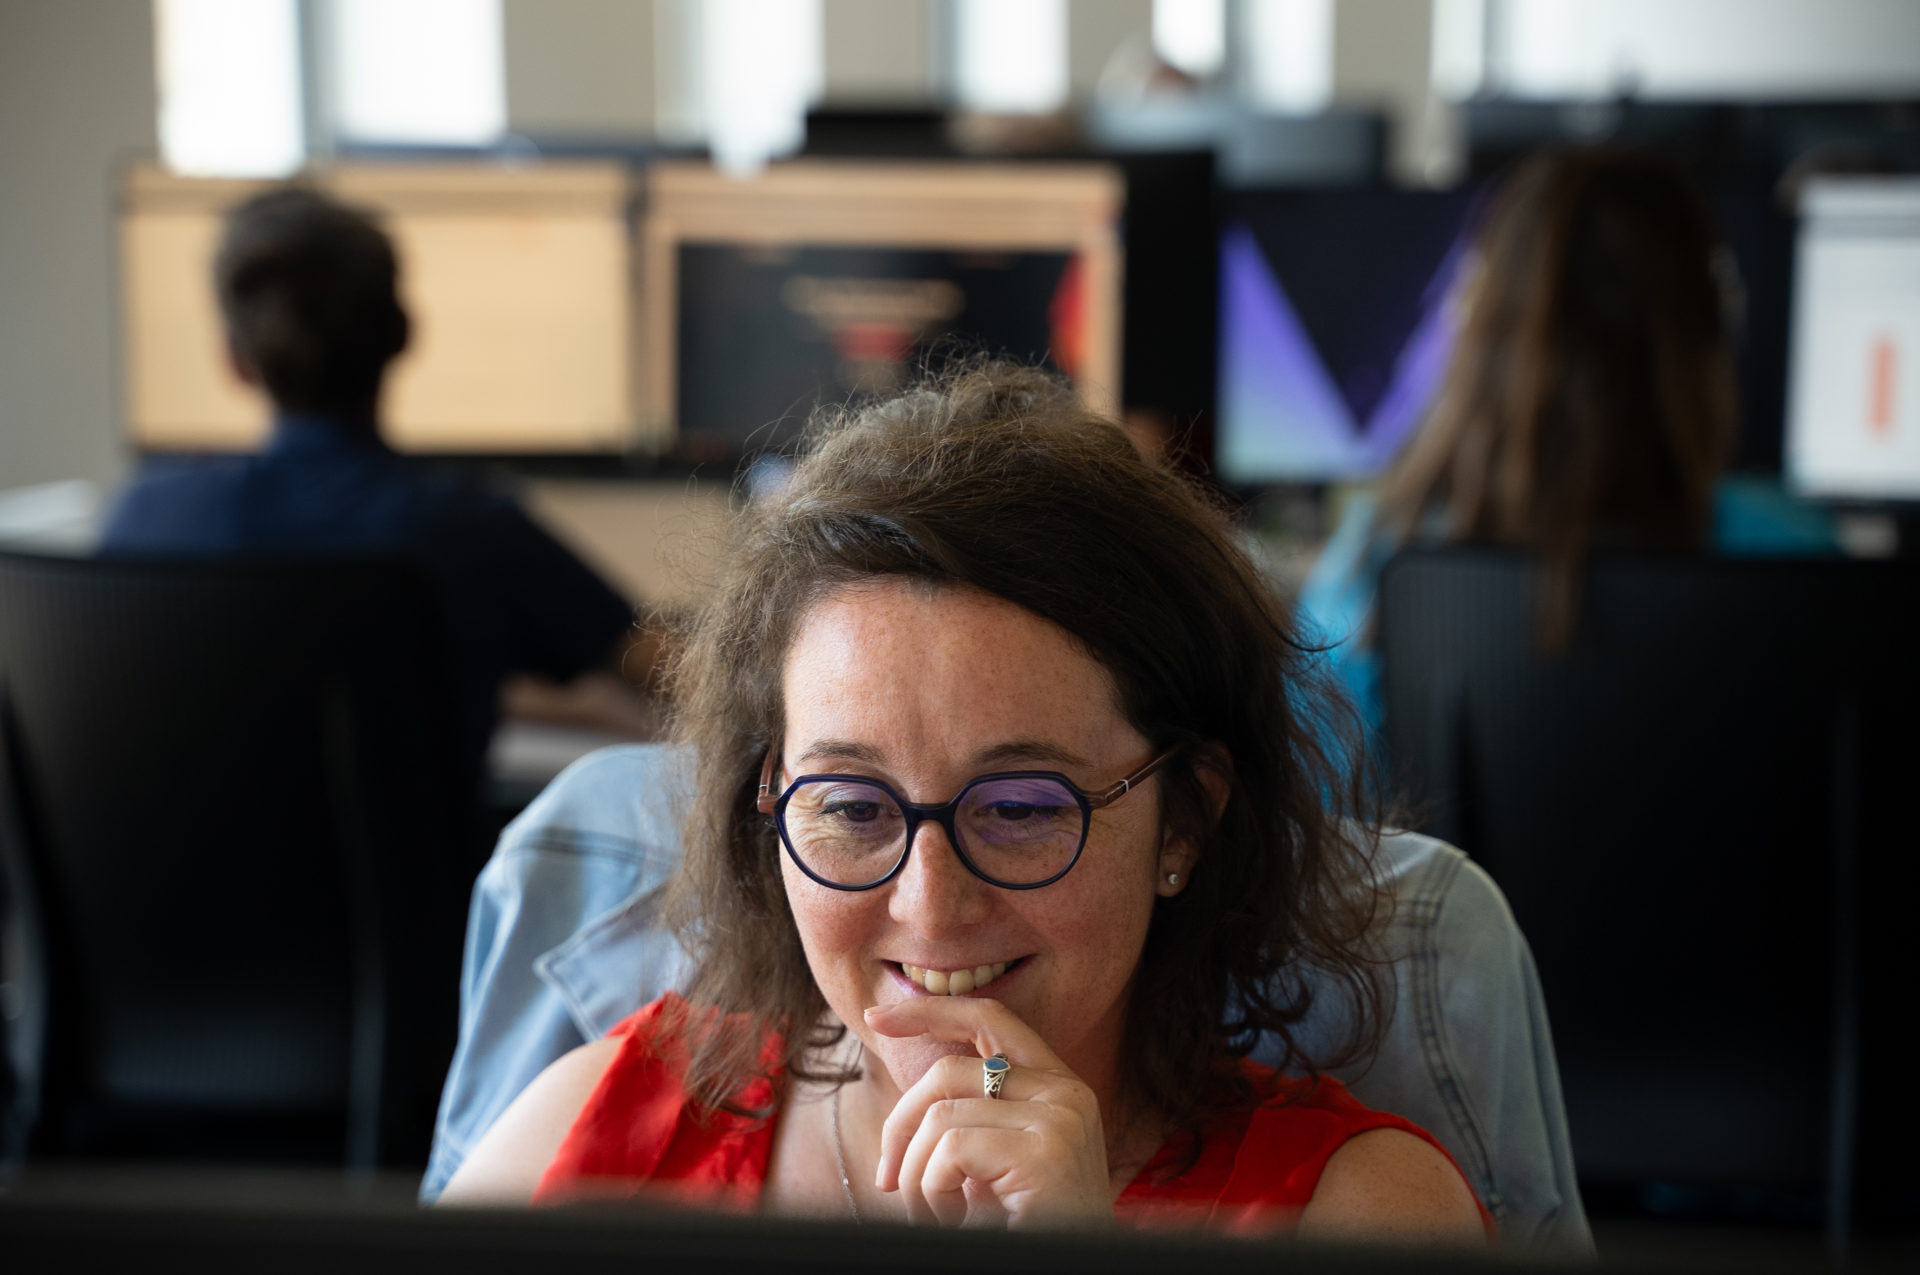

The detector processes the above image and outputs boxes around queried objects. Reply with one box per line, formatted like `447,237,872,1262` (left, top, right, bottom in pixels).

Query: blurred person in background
99,187,657,791
1298,146,1838,737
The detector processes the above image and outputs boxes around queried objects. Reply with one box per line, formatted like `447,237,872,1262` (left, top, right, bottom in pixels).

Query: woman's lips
889,957,1023,996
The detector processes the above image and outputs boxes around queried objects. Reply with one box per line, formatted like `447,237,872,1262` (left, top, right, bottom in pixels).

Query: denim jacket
423,744,1591,1252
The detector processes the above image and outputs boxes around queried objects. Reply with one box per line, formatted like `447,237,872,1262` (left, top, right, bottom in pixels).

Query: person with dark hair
100,186,650,792
435,363,1490,1241
211,185,411,420
1299,146,1837,734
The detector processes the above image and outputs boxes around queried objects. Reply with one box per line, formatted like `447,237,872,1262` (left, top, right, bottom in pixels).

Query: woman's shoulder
435,1032,629,1205
1124,1061,1486,1242
437,994,705,1206
1252,1065,1487,1243
534,993,785,1207
1299,1125,1488,1245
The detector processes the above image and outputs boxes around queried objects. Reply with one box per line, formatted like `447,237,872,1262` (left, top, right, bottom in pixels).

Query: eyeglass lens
780,775,1085,886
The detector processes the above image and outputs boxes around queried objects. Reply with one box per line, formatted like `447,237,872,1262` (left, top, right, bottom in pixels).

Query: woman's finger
918,1125,1031,1228
864,995,1062,1071
865,994,1107,1225
895,1096,1033,1224
877,1053,1015,1191
877,1046,1094,1193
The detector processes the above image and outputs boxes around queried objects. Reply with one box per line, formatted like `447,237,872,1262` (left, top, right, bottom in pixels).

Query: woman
441,365,1487,1240
1300,146,1836,734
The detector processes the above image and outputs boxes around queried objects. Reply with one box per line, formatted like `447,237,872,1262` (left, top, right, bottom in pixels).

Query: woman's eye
823,801,882,822
986,803,1065,821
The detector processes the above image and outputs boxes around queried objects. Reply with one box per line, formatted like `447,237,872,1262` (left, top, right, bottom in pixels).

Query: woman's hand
864,996,1115,1230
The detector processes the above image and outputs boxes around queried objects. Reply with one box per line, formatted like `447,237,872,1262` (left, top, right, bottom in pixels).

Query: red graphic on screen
1869,335,1897,438
832,322,917,365
1048,254,1086,381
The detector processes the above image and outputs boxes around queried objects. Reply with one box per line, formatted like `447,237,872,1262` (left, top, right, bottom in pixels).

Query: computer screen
1785,177,1920,501
120,162,639,455
641,161,1123,460
795,135,1220,441
675,245,1084,454
1215,188,1480,485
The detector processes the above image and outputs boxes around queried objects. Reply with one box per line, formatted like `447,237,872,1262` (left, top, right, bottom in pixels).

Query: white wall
1070,0,1153,95
823,0,935,102
1331,0,1442,183
1494,0,1920,99
509,0,939,142
0,0,157,492
503,0,656,138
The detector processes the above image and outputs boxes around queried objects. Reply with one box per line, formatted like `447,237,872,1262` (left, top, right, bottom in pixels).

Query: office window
952,0,1069,114
327,0,506,146
154,0,305,177
1152,0,1226,80
705,0,824,175
1492,0,1602,97
1240,0,1335,113
655,0,823,176
1430,0,1489,99
1490,0,1920,99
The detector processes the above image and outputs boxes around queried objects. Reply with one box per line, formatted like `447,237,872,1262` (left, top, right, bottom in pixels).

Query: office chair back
1378,548,1919,1240
0,551,473,1170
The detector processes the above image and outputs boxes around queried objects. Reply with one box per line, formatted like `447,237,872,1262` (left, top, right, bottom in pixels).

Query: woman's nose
887,818,992,934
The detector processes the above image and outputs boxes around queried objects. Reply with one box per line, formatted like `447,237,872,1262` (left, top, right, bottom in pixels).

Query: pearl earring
1166,872,1181,886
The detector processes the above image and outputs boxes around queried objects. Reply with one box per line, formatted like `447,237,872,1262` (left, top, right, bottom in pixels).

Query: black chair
0,551,475,1172
1377,548,1920,1249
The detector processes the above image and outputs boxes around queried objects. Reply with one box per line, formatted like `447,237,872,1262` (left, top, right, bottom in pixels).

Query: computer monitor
1785,177,1920,502
1215,188,1480,485
1219,111,1388,189
640,161,1123,460
803,105,956,158
800,125,1220,443
119,162,640,455
1462,100,1737,182
1465,99,1920,190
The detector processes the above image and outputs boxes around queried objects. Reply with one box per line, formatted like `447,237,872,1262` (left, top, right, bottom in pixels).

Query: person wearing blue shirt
1297,147,1839,740
100,187,643,790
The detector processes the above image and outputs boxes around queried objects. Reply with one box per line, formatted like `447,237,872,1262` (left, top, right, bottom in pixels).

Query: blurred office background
6,0,1919,507
3,0,1920,1267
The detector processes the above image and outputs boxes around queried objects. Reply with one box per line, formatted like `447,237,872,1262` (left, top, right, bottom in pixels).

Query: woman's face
778,580,1181,1099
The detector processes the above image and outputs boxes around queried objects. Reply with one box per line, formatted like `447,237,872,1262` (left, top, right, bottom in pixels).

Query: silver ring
983,1052,1010,1100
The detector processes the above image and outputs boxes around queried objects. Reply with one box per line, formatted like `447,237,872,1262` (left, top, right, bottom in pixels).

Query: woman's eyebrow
971,739,1089,769
795,739,888,766
795,739,1091,770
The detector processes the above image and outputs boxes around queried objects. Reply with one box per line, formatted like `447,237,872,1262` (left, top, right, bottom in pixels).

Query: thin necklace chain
829,1081,861,1223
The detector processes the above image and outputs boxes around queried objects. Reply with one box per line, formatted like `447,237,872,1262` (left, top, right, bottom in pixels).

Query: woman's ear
1157,744,1233,897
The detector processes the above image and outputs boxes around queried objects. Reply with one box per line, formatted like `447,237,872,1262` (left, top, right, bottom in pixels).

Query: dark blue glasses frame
756,747,1177,891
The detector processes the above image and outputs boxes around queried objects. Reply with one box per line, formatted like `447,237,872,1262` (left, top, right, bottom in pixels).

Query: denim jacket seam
496,832,654,865
534,885,667,1041
1405,847,1504,1218
429,1123,470,1173
535,950,607,1045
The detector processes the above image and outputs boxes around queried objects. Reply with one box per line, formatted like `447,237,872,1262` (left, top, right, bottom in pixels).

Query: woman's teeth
900,961,1009,995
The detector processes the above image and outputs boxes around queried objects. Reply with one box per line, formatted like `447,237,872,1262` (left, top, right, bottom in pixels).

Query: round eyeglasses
755,747,1176,891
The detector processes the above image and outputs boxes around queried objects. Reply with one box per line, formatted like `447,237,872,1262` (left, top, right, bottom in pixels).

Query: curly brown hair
660,362,1387,1142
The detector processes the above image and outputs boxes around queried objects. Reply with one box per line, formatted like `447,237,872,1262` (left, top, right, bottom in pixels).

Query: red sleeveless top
535,994,1489,1235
